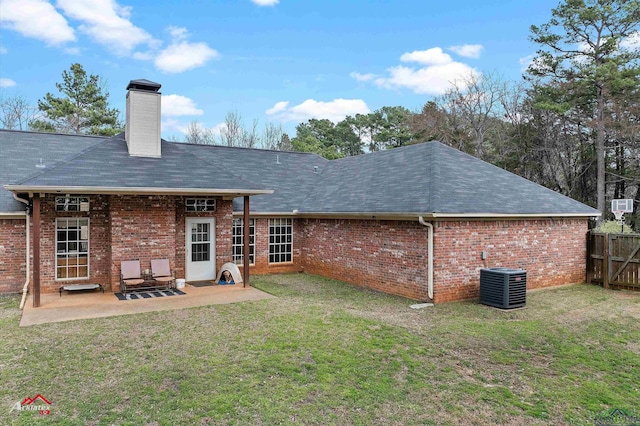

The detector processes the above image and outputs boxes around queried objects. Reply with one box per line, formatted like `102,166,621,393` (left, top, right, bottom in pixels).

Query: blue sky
0,0,561,140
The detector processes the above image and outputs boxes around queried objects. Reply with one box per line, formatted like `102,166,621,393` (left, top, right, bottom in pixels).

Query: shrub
594,220,636,234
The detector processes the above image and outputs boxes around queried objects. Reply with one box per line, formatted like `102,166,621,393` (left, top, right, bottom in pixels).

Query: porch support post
32,194,41,308
243,196,250,288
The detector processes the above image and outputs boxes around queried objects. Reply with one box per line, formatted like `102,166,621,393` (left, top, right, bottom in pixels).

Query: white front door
186,218,216,281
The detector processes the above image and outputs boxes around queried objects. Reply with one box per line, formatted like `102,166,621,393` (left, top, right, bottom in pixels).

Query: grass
0,274,639,425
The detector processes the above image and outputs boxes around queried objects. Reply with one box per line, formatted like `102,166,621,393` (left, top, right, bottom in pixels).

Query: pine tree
31,63,123,136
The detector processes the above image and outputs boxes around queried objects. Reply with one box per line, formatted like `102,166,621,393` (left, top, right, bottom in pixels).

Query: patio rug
114,289,186,301
188,280,219,287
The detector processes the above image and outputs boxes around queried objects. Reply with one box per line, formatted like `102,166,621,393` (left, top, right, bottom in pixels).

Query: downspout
418,216,433,300
13,194,30,310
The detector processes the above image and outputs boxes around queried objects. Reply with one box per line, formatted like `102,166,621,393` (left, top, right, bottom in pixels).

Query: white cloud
161,94,204,116
353,47,480,96
265,101,289,115
400,47,452,65
519,54,535,72
132,51,154,60
153,26,219,73
621,31,640,50
252,0,279,6
64,46,81,55
0,78,17,87
266,99,370,123
0,0,75,46
350,72,376,82
56,0,154,54
448,44,483,59
155,41,219,73
167,25,189,41
374,63,479,95
161,118,189,135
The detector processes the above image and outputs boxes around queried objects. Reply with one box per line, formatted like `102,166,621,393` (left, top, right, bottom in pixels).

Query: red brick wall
248,218,302,275
432,219,588,303
0,219,27,293
175,197,234,280
38,194,111,293
289,217,588,303
3,194,589,303
109,195,176,291
299,219,430,300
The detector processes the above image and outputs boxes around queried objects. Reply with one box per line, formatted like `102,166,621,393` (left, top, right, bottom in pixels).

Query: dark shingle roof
298,142,599,215
11,133,267,193
0,130,106,212
178,143,328,213
0,129,599,217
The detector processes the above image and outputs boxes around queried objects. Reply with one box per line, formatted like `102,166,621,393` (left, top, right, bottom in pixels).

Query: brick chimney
125,79,161,158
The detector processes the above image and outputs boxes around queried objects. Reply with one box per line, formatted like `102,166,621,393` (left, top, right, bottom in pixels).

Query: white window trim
55,196,89,212
233,218,256,266
185,198,216,212
55,217,90,281
268,218,294,264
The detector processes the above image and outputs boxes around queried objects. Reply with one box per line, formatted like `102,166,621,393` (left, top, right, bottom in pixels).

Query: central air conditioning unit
480,267,527,309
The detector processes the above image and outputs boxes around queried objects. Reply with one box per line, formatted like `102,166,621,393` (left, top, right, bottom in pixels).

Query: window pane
269,218,292,264
233,218,255,265
56,218,89,280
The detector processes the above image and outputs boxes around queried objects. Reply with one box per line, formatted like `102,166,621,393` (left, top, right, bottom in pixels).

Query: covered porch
20,282,275,326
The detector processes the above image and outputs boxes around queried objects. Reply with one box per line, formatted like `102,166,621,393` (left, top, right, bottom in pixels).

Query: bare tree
242,118,260,148
263,122,284,150
218,111,244,147
436,71,505,160
0,95,39,130
184,120,215,144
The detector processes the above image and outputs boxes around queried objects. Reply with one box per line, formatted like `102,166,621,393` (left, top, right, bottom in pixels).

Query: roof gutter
418,216,433,300
246,211,601,220
3,185,273,197
423,212,601,218
0,211,27,218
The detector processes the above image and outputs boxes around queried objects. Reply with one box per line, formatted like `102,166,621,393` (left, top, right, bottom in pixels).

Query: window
233,218,255,265
185,198,216,212
56,218,89,280
269,218,293,263
56,196,89,212
190,222,211,262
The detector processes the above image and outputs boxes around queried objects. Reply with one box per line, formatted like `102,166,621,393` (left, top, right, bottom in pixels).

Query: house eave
232,211,299,217
231,211,600,220
0,211,27,219
4,185,273,197
424,212,601,219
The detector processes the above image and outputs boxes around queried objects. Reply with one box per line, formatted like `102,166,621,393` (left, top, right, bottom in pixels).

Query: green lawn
1,274,639,425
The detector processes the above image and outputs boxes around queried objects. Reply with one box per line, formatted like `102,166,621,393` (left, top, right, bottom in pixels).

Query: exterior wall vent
479,267,527,309
125,79,162,158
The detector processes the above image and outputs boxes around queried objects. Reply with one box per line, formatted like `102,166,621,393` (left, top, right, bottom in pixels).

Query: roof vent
35,158,46,169
313,166,318,173
276,154,281,165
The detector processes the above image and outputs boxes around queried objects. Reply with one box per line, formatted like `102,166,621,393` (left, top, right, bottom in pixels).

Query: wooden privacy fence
587,231,640,290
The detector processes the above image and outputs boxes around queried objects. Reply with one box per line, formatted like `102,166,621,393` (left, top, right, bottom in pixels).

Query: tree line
1,0,638,226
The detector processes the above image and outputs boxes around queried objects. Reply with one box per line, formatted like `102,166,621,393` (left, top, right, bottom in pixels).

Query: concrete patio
20,283,275,326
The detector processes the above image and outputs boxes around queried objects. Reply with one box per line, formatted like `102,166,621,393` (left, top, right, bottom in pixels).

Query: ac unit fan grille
480,268,527,309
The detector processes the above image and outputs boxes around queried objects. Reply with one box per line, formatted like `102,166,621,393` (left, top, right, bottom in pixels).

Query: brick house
0,79,599,306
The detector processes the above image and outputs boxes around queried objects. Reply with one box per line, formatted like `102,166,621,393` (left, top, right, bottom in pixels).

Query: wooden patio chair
151,259,175,289
120,260,144,294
